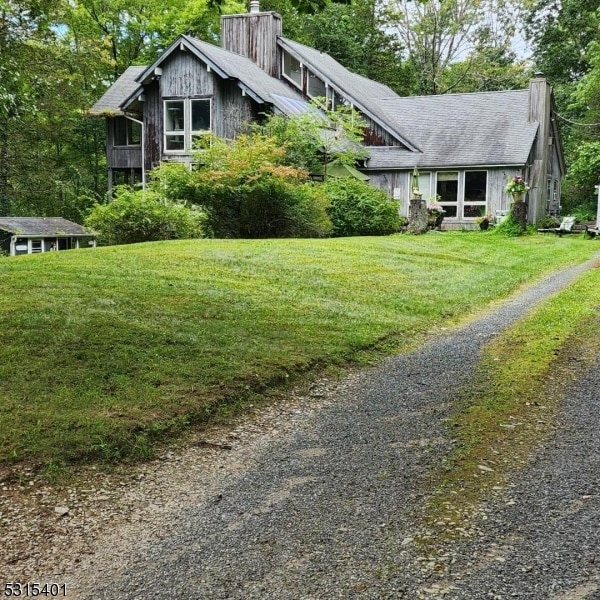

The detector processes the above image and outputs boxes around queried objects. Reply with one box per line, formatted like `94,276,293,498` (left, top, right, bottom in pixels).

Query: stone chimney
221,3,282,77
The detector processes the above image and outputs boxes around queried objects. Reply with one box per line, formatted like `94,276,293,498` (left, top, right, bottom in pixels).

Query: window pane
283,52,302,88
128,120,141,145
165,101,184,131
166,135,184,150
418,173,431,200
308,71,326,98
437,172,458,203
114,117,127,146
442,205,458,218
31,240,42,253
463,205,486,218
464,171,487,203
191,99,210,132
332,90,350,109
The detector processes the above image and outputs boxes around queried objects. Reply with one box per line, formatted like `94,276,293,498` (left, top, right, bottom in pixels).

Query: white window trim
281,50,303,91
423,170,489,220
163,97,212,154
462,170,489,220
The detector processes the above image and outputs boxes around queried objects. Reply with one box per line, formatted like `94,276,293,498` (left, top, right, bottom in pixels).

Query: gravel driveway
29,254,600,599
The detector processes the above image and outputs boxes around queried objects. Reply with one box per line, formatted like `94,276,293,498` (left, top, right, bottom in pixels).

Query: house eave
137,35,231,85
277,38,421,153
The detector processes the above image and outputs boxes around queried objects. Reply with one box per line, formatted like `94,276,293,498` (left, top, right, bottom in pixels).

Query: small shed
0,218,96,257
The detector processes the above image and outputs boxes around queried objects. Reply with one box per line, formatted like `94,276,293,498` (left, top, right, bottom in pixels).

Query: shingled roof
365,89,538,169
89,66,146,116
0,217,92,236
278,38,418,152
133,35,310,117
88,33,543,172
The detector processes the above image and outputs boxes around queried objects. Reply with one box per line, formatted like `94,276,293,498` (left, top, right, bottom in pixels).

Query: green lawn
0,233,597,471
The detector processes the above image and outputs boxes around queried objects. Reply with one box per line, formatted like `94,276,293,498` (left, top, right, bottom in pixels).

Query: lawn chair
490,210,510,227
537,216,577,237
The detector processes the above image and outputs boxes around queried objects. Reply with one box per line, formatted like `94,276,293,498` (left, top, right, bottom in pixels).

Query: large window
164,98,211,153
113,117,141,147
436,172,459,218
463,171,487,218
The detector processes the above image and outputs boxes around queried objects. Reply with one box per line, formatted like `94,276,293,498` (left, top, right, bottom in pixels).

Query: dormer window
282,49,351,110
307,73,326,99
283,52,302,88
164,98,211,153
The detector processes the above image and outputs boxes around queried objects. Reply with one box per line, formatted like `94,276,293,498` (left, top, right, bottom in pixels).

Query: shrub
323,178,401,236
535,215,560,229
180,134,331,238
570,204,597,221
85,186,205,246
493,210,525,237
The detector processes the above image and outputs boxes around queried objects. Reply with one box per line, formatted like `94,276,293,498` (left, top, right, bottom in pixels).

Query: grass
0,232,597,473
419,257,600,550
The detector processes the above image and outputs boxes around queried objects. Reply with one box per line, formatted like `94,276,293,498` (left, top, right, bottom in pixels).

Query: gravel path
28,254,599,599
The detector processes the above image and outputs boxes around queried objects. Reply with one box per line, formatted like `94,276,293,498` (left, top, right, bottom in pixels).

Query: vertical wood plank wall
221,13,282,77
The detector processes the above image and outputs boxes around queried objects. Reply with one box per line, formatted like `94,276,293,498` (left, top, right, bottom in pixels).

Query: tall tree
0,0,58,215
524,0,599,85
296,0,415,95
525,0,600,212
384,0,520,94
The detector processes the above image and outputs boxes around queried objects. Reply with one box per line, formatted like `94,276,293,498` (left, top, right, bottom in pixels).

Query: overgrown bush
570,204,597,221
493,210,526,237
170,134,331,238
85,186,205,246
535,215,560,229
323,178,401,236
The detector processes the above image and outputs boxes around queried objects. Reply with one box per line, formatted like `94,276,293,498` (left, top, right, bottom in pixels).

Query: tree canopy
0,0,598,221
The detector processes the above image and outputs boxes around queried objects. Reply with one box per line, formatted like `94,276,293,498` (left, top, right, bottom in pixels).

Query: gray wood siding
108,146,143,169
105,118,143,169
363,118,405,148
366,171,407,215
221,13,282,77
214,80,260,139
369,167,528,225
161,53,214,98
145,80,162,169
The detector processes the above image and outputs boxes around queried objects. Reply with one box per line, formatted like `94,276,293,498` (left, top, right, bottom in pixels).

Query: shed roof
365,89,539,169
89,66,146,116
0,218,92,236
278,38,419,152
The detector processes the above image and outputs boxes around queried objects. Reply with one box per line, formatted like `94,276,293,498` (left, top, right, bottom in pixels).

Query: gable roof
88,32,546,172
365,89,539,170
135,35,310,116
278,37,419,152
0,217,92,236
89,66,146,116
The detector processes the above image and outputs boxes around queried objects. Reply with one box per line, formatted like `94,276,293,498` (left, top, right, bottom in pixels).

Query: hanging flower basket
505,176,529,203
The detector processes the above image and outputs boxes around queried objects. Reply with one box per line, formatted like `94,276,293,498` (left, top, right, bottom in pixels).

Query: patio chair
537,216,577,237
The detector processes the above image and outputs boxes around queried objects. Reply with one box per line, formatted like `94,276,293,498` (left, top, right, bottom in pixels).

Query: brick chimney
221,2,282,77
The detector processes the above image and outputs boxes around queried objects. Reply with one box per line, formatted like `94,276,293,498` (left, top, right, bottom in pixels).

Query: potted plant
427,196,446,229
475,214,493,230
505,175,530,202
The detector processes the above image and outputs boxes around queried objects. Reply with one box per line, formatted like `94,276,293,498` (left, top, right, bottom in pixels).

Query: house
89,1,565,227
0,217,96,256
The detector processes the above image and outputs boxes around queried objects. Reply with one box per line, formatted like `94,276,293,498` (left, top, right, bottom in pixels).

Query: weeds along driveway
49,253,600,599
